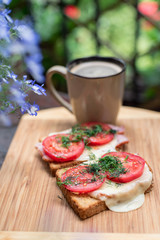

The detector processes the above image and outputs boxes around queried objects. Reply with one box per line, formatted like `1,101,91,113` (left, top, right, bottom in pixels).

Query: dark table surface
0,126,17,168
0,90,69,168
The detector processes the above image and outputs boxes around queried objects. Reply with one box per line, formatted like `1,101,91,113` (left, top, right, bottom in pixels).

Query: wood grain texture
1,232,160,240
22,106,160,121
0,107,160,234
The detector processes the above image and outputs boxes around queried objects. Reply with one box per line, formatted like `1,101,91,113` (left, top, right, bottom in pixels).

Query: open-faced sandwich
35,122,129,176
56,151,153,219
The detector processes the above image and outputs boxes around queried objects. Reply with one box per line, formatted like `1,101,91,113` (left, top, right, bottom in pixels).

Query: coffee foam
71,61,122,78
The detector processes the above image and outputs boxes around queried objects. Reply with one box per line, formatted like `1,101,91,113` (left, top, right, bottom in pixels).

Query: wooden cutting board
0,107,160,234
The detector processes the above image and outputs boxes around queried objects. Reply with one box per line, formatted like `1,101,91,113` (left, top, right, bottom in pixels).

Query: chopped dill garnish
105,129,117,134
105,180,122,188
87,163,101,175
99,155,127,178
92,124,103,135
85,145,92,150
71,124,104,139
57,195,63,200
71,124,81,134
87,155,127,179
115,183,122,187
89,152,96,160
61,124,117,148
58,155,128,187
106,180,112,185
61,136,71,148
124,155,129,162
57,176,73,186
58,124,117,149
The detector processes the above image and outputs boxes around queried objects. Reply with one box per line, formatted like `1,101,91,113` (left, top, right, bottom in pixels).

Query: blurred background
9,0,160,111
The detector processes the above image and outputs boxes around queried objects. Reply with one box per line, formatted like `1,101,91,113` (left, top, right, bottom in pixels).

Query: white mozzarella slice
77,138,118,161
89,164,152,212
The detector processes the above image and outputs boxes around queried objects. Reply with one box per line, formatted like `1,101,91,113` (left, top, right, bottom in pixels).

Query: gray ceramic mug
46,56,126,123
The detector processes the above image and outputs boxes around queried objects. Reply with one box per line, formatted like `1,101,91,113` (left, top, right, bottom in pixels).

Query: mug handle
46,66,73,113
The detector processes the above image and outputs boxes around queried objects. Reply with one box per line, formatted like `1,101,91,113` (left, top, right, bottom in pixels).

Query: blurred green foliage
9,0,160,109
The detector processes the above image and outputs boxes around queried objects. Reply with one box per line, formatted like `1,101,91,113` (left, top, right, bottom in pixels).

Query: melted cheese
89,164,152,212
75,138,118,162
109,194,144,212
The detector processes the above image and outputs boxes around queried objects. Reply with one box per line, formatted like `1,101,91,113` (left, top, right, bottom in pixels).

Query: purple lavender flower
0,25,8,39
25,56,44,84
2,78,9,83
31,84,46,96
8,22,45,83
10,83,27,105
7,71,18,82
0,11,9,39
0,0,12,5
21,102,39,116
26,80,46,96
1,9,13,23
17,24,40,44
0,0,46,123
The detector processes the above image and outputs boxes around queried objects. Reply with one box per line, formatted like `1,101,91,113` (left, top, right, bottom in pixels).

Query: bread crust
56,163,153,220
145,162,153,193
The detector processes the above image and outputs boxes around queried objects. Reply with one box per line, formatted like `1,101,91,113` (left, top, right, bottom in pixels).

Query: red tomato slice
102,152,145,183
81,122,114,146
61,165,105,193
42,134,85,163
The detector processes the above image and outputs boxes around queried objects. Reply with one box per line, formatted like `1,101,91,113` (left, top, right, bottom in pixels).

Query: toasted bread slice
56,163,153,220
56,168,107,219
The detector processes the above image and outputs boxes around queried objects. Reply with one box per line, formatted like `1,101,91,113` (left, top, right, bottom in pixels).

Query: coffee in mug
46,56,126,123
71,61,122,78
